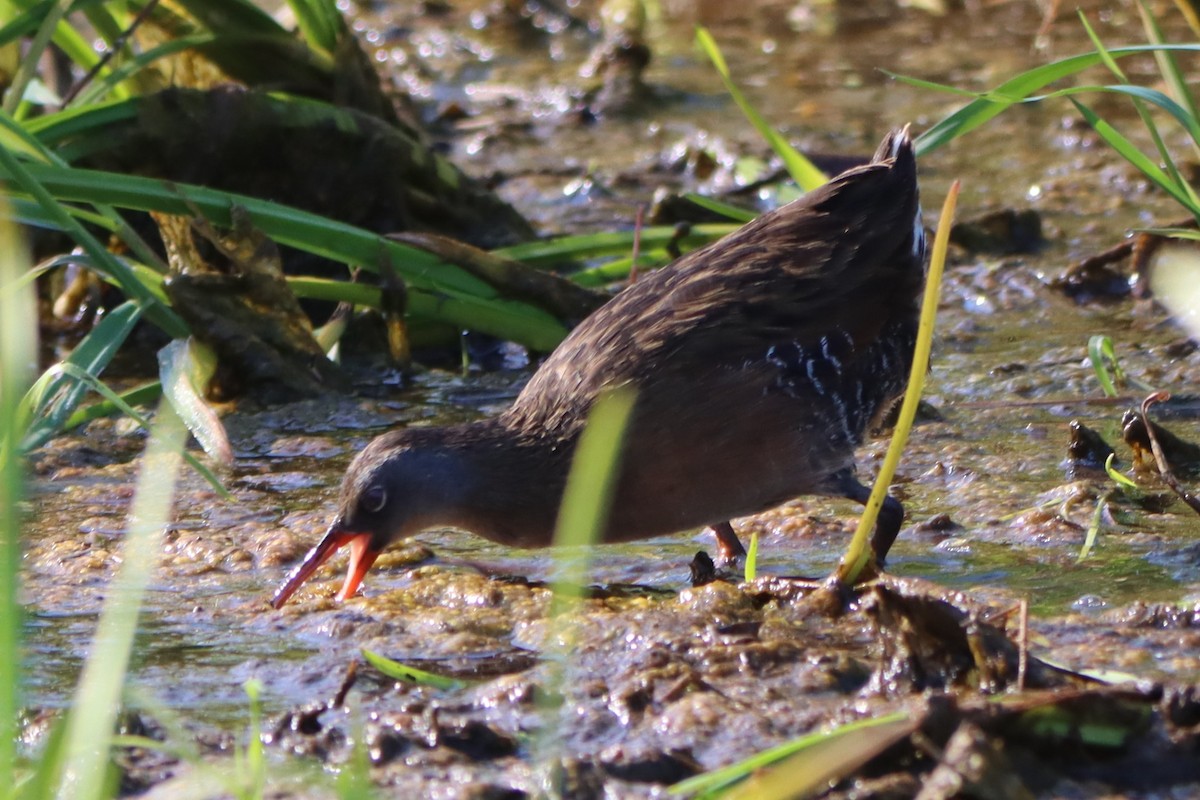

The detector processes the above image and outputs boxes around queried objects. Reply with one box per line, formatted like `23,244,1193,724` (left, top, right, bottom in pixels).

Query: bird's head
270,428,468,608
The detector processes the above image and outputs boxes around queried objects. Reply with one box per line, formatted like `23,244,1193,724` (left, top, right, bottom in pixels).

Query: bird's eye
361,485,387,513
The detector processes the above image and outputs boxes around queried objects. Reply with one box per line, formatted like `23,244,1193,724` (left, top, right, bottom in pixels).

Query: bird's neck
421,416,575,547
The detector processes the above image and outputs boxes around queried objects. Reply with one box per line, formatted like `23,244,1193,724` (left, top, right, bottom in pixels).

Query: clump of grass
1088,335,1129,398
907,3,1200,234
0,4,789,460
1087,335,1154,397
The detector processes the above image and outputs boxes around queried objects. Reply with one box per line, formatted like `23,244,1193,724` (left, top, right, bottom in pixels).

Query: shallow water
19,0,1200,793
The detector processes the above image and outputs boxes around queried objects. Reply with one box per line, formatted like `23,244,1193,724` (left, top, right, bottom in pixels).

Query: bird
271,126,926,609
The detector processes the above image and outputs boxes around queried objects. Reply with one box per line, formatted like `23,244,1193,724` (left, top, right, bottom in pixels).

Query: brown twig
1140,392,1200,515
332,659,359,708
628,204,645,284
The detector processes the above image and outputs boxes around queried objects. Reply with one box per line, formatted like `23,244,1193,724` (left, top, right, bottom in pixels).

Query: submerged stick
1140,391,1200,515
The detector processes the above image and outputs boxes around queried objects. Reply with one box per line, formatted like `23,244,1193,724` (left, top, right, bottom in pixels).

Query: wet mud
19,1,1200,797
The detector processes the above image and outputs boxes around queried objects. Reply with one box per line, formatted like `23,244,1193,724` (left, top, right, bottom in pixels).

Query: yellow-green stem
838,180,960,583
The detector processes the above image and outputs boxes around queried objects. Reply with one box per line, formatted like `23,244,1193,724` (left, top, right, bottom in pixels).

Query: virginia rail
271,127,926,609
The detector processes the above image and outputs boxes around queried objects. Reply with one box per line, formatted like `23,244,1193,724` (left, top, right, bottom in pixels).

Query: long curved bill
270,522,381,609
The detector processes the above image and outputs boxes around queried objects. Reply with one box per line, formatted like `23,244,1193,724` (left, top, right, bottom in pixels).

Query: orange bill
270,523,382,609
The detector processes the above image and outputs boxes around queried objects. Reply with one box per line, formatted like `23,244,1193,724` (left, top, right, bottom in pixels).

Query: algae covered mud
18,0,1200,796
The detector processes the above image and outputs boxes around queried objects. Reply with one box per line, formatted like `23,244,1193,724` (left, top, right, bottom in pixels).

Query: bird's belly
601,416,849,542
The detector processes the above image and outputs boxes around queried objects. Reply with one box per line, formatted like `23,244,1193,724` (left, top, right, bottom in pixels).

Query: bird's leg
831,469,904,565
710,520,747,565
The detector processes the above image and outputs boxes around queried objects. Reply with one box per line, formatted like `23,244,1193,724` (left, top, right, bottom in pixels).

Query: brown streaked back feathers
506,128,925,437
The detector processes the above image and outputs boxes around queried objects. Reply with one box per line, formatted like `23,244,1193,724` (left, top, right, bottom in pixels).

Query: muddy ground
18,1,1200,797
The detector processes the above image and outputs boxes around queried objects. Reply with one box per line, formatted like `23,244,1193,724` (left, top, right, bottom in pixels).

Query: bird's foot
710,520,746,566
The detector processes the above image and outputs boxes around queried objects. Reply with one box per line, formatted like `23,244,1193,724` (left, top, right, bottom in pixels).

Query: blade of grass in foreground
535,387,636,789
838,180,958,583
57,399,188,800
670,710,916,799
0,199,34,790
547,387,636,608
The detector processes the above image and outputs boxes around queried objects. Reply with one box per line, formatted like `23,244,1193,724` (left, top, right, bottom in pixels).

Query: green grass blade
62,380,161,431
494,223,736,267
335,709,376,800
241,679,266,800
549,387,637,601
839,181,958,582
286,0,342,57
1077,492,1110,562
5,196,122,232
57,398,188,800
941,80,1200,206
908,44,1200,155
360,649,469,691
0,132,186,334
70,34,219,107
0,1,51,46
0,198,33,792
1087,335,1120,397
1077,13,1200,210
48,362,229,497
569,254,663,287
3,0,66,116
1136,227,1200,240
1071,98,1200,219
15,714,69,799
1138,0,1200,141
1072,85,1200,148
285,276,386,306
0,159,570,349
22,96,139,149
1078,12,1127,80
19,299,143,451
0,109,167,270
744,532,758,582
670,711,914,798
158,338,233,468
1104,453,1139,489
535,388,637,786
682,193,757,223
76,3,138,100
694,27,826,191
